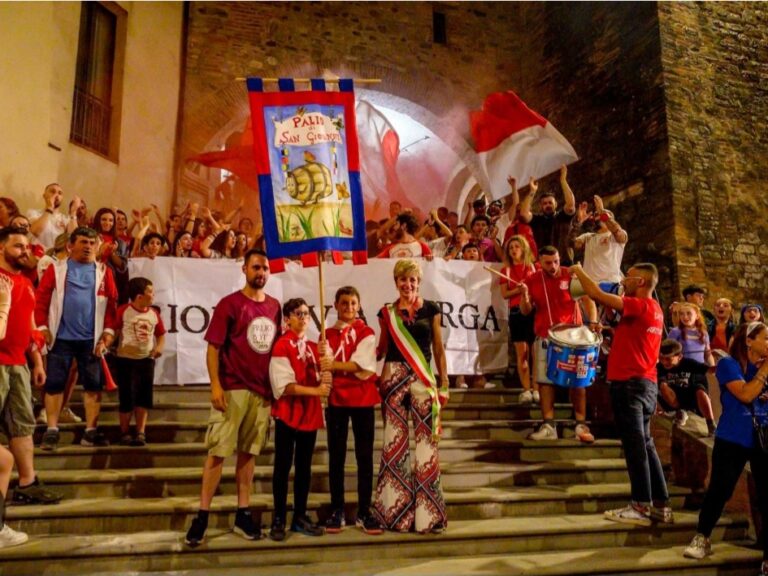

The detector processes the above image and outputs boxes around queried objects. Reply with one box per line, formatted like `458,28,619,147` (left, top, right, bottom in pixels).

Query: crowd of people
0,178,767,575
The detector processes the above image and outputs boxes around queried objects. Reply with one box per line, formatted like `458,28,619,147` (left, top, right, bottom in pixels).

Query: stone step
30,439,626,470
78,542,761,576
6,484,691,536
17,459,634,500
58,401,572,422
31,417,593,445
0,513,749,576
68,385,522,405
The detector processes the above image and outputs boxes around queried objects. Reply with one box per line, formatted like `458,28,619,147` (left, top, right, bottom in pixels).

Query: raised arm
594,195,628,244
519,178,537,223
560,165,576,215
569,263,624,311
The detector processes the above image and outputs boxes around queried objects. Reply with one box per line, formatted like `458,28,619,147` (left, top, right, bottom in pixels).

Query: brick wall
659,2,768,306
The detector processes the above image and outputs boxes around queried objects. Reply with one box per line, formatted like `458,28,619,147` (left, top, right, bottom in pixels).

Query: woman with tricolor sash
372,259,449,534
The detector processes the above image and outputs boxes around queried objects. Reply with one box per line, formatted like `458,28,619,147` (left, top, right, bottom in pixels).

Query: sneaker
675,410,689,427
532,390,541,403
355,512,383,535
528,423,558,441
429,522,446,534
604,504,652,527
40,429,59,451
518,390,534,404
233,509,261,540
269,517,286,541
290,514,324,536
130,433,147,447
649,505,674,524
119,434,133,446
184,516,207,547
325,508,346,534
0,524,29,549
12,477,62,505
36,408,47,425
575,423,595,444
683,533,712,559
483,381,496,389
81,429,109,447
59,407,82,424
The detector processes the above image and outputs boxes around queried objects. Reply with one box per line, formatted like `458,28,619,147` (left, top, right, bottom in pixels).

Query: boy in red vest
268,298,331,540
321,286,383,535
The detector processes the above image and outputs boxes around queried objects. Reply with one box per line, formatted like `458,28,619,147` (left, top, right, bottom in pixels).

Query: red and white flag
470,90,578,200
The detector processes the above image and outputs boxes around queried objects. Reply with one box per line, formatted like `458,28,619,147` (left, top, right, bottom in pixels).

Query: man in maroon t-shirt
570,261,672,527
520,246,597,443
185,248,282,547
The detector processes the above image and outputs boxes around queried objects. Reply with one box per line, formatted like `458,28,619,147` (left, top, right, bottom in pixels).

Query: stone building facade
179,1,767,306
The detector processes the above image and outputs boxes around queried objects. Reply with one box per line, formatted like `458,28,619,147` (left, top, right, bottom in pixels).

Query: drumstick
484,266,522,286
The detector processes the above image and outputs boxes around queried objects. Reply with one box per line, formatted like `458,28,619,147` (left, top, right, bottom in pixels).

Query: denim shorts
44,339,103,393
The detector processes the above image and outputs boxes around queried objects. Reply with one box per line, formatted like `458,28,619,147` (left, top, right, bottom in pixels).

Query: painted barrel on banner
546,323,602,388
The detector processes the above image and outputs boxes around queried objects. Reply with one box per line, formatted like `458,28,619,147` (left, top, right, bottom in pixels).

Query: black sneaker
290,514,324,536
233,509,261,540
184,516,208,547
81,429,109,447
355,511,383,535
269,517,286,542
325,508,345,534
12,477,62,505
130,433,146,447
40,429,59,451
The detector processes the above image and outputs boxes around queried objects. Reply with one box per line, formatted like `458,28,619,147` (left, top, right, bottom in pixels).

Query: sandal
119,434,133,446
131,433,146,447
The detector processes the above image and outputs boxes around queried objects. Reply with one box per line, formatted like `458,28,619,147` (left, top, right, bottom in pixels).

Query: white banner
128,258,510,384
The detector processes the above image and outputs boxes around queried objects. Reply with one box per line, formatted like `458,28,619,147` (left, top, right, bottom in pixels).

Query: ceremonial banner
246,78,367,258
470,90,578,199
128,258,509,384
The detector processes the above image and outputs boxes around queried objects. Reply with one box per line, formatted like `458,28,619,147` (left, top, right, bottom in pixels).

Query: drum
546,323,602,388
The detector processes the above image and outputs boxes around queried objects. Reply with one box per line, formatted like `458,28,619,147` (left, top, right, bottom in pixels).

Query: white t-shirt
576,230,626,283
27,209,71,251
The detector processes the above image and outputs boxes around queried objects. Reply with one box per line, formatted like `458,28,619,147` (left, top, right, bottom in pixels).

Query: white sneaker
574,423,595,444
675,410,689,427
483,381,496,389
528,423,558,441
0,524,29,548
518,390,534,404
59,407,82,424
36,408,47,425
532,390,541,403
683,533,712,559
604,504,651,527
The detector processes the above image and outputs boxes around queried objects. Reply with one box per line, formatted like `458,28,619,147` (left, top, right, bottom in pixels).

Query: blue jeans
609,378,669,505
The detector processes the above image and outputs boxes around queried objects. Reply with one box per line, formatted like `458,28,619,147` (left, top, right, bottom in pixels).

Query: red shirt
524,268,580,339
0,269,36,366
326,320,381,408
204,291,281,398
270,330,324,431
500,263,536,308
607,296,664,382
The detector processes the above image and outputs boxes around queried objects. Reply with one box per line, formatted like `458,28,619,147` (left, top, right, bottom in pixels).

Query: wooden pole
318,252,326,342
484,265,522,286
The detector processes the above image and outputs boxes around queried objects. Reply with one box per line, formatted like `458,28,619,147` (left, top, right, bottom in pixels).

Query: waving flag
247,78,367,263
470,90,578,200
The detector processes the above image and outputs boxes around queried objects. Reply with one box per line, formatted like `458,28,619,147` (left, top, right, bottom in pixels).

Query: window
433,10,447,45
70,1,126,160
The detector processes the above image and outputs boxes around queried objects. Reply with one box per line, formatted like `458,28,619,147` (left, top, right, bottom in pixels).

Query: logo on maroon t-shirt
247,317,277,353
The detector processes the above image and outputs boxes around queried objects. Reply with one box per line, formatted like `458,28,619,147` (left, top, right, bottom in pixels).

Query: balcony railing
70,87,112,156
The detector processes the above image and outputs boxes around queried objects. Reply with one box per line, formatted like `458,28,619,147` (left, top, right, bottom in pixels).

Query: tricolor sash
381,303,447,439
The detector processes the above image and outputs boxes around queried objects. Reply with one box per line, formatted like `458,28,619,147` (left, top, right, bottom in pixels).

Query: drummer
519,246,598,443
569,262,673,526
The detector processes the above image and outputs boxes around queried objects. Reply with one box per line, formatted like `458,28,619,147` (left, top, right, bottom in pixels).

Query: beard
247,276,266,290
3,252,27,271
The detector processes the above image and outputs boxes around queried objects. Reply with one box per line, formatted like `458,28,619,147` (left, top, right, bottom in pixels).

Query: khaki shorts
533,337,554,385
0,365,36,438
205,389,271,458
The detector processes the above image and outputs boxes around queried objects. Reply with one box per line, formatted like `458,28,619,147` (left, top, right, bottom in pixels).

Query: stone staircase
2,379,762,575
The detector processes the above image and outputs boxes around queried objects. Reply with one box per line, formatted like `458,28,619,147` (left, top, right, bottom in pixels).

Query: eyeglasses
292,311,310,318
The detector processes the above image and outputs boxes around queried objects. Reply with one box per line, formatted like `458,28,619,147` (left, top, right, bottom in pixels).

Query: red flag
470,90,578,199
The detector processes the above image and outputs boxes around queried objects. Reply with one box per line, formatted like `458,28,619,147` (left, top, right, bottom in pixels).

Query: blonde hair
677,302,707,343
503,235,534,268
393,258,422,280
